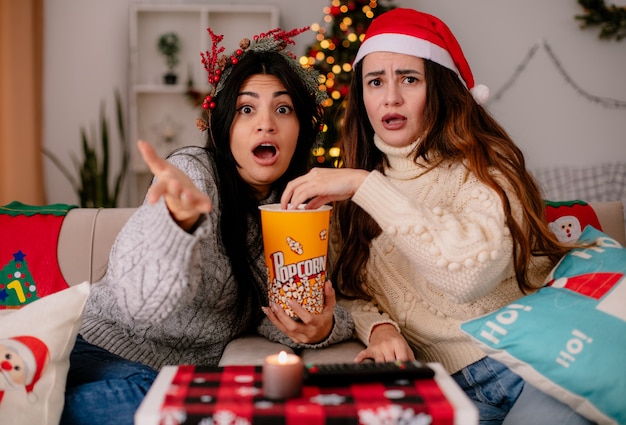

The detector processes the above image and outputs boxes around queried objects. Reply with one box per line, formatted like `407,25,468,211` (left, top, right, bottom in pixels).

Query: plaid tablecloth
138,364,470,425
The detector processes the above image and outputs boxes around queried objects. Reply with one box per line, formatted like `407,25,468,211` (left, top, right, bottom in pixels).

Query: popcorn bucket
258,204,332,318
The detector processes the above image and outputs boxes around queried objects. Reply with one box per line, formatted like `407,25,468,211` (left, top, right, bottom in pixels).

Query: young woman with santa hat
280,8,592,425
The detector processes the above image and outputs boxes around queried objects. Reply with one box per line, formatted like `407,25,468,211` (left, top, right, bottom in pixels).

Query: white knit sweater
339,135,550,374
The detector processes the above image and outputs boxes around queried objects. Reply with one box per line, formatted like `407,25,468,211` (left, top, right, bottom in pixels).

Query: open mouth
383,114,405,124
253,143,277,159
381,113,407,130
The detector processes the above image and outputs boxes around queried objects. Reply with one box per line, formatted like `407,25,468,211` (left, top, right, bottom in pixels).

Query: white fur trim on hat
353,34,459,79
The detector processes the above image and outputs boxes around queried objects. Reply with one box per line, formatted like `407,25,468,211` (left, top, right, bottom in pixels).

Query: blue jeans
60,335,158,425
452,357,595,425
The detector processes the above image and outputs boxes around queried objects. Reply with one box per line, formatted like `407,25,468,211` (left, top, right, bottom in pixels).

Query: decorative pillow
0,202,77,308
544,200,602,243
461,226,625,425
0,282,89,425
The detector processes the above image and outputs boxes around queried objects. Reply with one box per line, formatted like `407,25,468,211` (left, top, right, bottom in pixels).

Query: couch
2,199,620,423
55,201,626,367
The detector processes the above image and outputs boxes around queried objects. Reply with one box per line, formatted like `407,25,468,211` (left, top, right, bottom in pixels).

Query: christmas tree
0,251,40,308
302,0,395,167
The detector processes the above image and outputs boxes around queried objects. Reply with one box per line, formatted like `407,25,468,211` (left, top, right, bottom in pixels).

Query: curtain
0,0,45,205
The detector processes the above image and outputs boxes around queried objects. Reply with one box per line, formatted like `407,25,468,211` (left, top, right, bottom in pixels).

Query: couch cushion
588,201,625,246
57,208,136,285
533,163,626,233
461,226,626,425
545,200,625,246
545,200,602,243
0,202,77,307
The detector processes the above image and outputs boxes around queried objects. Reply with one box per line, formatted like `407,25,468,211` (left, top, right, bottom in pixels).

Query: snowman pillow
0,282,89,425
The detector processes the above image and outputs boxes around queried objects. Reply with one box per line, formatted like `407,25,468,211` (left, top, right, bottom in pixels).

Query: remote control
304,360,435,386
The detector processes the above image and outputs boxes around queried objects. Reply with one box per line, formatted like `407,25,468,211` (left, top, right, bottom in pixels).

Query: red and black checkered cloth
157,365,455,425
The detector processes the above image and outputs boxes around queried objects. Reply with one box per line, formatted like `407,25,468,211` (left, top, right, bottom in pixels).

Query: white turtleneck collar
373,134,425,179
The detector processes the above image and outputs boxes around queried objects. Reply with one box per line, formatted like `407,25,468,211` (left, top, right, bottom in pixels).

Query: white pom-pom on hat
471,84,490,105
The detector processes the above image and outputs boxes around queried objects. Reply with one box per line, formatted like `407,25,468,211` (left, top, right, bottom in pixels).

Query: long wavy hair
204,50,324,323
332,59,569,299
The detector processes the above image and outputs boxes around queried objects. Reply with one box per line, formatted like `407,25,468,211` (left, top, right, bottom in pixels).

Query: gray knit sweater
80,147,354,370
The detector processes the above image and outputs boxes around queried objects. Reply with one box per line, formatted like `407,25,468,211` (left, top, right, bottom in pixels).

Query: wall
43,0,626,207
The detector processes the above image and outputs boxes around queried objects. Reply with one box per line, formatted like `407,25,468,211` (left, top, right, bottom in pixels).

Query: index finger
286,298,314,324
280,179,297,209
322,281,336,310
137,140,167,175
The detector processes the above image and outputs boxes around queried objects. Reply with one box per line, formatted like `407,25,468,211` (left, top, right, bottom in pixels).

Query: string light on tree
301,0,395,168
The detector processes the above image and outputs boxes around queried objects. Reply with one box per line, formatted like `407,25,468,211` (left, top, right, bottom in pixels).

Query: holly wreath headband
199,27,327,112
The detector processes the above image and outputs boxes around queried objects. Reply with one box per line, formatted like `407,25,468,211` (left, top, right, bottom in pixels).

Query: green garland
576,0,626,41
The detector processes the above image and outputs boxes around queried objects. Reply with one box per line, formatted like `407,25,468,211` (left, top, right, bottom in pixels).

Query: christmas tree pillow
544,200,602,243
461,226,625,425
0,282,89,425
0,202,77,309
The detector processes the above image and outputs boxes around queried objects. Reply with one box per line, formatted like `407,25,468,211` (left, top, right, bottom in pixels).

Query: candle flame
278,350,288,364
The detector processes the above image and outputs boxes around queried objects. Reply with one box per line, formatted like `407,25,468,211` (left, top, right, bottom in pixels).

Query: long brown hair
206,51,324,322
332,59,569,299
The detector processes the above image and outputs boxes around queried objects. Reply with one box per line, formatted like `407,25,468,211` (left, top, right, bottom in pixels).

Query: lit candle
262,350,304,399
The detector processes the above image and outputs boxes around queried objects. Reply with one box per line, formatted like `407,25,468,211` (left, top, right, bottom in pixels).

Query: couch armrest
57,208,136,285
590,201,625,245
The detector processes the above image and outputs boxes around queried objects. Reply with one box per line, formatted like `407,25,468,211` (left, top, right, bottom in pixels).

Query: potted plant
158,32,180,84
43,90,129,208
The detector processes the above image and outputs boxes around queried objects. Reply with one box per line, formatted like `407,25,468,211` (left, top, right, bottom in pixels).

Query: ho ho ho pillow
461,225,625,425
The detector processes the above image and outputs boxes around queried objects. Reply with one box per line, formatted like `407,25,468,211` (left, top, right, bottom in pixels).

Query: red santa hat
353,8,489,104
6,336,49,396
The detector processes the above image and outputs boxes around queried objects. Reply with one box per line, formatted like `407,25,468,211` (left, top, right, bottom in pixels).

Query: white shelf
128,2,280,205
132,84,188,94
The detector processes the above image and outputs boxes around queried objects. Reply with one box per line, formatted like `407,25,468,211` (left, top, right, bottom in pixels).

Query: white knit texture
343,138,551,373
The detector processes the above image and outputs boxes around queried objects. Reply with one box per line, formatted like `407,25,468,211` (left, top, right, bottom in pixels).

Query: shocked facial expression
362,52,427,148
230,74,300,199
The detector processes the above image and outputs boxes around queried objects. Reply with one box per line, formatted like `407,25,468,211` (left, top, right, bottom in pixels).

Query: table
135,362,478,425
